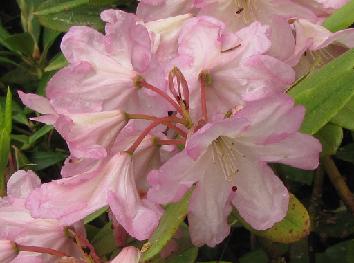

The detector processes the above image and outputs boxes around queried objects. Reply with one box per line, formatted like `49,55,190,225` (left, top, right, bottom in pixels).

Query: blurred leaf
3,33,35,56
0,89,12,196
239,249,268,263
30,151,66,170
21,125,53,150
336,143,354,164
34,0,89,15
0,23,11,50
45,53,67,72
315,124,343,156
277,164,314,185
141,189,193,262
91,222,117,257
1,66,37,86
16,0,41,47
316,211,354,238
84,206,108,224
289,49,354,135
0,56,19,67
331,96,354,131
316,239,354,263
37,5,112,32
164,247,198,263
42,28,61,51
323,0,354,32
238,195,310,244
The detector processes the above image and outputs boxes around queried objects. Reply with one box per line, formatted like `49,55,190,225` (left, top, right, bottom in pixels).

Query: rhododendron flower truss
148,95,321,247
0,171,80,262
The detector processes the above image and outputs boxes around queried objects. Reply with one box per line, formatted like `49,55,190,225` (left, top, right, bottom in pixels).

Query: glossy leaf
34,0,89,15
238,195,310,244
323,0,354,32
141,189,193,262
289,49,354,135
331,96,354,131
315,124,343,156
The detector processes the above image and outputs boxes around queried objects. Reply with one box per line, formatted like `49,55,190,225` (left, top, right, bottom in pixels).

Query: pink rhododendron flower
110,246,140,263
171,16,295,120
0,170,79,262
26,135,162,240
148,94,321,246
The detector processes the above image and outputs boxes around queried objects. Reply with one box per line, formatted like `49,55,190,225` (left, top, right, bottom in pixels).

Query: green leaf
45,53,67,72
141,189,193,262
0,89,12,197
323,0,354,32
277,164,314,185
84,206,108,224
30,151,66,170
289,49,354,135
316,239,354,263
315,124,343,156
42,28,61,51
37,6,106,32
17,0,41,46
0,23,11,50
34,0,89,15
164,247,198,263
238,195,310,244
91,222,117,257
336,143,354,164
21,125,53,150
239,249,268,263
331,96,354,130
3,33,35,56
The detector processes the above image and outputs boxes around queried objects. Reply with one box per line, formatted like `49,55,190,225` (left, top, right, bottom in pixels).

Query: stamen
199,71,212,122
212,137,241,181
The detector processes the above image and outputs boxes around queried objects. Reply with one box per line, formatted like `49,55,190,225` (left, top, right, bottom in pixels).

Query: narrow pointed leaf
141,189,193,262
289,49,354,135
34,0,89,16
323,0,354,32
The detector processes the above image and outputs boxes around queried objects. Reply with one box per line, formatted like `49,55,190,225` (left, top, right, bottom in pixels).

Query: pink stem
17,244,69,258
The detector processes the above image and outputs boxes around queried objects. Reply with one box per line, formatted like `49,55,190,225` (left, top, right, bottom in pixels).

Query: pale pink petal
232,160,289,230
110,246,140,263
315,0,349,9
7,170,41,199
55,110,127,159
26,153,130,225
238,133,322,170
18,91,56,115
147,151,205,204
235,94,305,144
188,153,232,247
